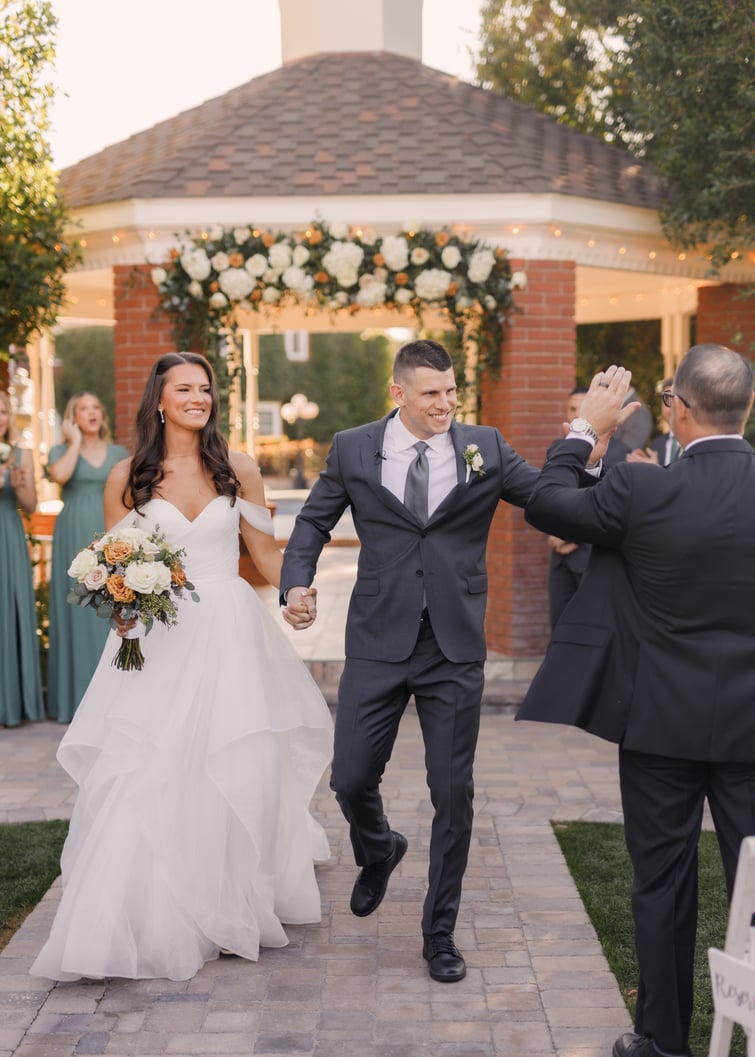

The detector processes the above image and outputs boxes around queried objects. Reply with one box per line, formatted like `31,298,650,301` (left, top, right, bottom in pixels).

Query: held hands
547,535,579,556
626,447,660,465
282,586,318,631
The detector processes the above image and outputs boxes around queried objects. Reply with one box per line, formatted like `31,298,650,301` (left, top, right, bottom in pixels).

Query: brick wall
481,258,577,656
112,264,176,447
696,284,755,353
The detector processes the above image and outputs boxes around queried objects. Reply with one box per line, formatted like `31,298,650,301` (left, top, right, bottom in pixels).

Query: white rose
245,254,268,278
356,279,387,307
152,562,172,593
210,251,229,272
395,288,413,304
150,266,167,286
139,538,161,557
484,295,497,310
374,266,388,282
262,286,281,303
209,291,228,308
115,526,150,547
68,548,99,580
441,245,461,270
188,280,204,299
208,224,224,242
467,249,495,284
322,241,364,277
123,562,161,594
414,268,452,301
329,221,349,239
233,226,251,244
292,244,310,267
218,267,254,301
360,228,377,246
510,270,528,290
180,247,211,282
381,236,409,271
402,219,420,234
282,265,314,293
335,267,359,289
335,291,349,305
472,453,483,471
262,268,280,283
268,242,293,272
410,247,430,266
84,565,109,591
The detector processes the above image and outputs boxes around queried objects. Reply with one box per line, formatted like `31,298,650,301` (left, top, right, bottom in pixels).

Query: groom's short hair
393,339,453,382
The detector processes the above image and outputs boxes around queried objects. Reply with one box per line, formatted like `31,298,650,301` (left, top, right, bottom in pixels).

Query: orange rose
106,574,136,604
395,272,409,286
171,564,187,588
102,540,135,564
372,253,385,267
447,282,459,296
168,247,179,260
250,289,262,302
435,232,450,247
228,252,244,268
308,230,323,245
314,271,330,284
209,281,219,292
262,232,275,247
495,247,507,259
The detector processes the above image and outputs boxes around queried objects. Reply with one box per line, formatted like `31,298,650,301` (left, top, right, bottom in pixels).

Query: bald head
674,344,754,433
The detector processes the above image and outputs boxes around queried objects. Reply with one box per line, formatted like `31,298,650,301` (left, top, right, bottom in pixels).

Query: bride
31,352,333,982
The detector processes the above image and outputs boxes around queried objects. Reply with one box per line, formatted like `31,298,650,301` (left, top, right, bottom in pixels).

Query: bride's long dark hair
125,352,241,512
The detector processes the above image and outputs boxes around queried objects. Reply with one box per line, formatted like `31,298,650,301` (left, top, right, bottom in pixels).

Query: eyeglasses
661,390,691,409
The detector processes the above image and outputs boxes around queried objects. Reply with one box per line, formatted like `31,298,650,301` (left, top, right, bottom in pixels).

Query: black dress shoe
612,1032,688,1057
422,932,466,982
349,832,408,917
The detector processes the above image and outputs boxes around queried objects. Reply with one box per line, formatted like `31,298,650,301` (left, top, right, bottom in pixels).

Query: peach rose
171,564,187,588
228,252,244,268
435,231,450,247
314,270,329,284
250,289,262,301
447,282,459,296
395,272,409,286
372,253,385,267
262,232,276,247
209,280,219,292
106,574,136,603
102,540,135,565
308,229,323,245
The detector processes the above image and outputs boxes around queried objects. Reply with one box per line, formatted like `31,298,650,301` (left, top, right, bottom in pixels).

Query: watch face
570,418,590,432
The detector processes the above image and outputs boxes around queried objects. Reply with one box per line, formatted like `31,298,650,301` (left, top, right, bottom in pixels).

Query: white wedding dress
31,496,333,982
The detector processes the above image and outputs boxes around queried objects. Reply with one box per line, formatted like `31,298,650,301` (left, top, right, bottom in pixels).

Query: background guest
627,378,682,466
46,391,128,723
0,390,44,725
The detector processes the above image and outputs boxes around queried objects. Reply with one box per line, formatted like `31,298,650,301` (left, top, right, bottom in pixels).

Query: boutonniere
463,443,485,483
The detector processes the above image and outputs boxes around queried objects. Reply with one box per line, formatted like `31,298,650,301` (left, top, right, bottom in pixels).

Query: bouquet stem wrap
113,624,145,671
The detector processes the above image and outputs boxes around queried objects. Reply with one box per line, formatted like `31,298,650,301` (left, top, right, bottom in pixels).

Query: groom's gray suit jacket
280,410,539,664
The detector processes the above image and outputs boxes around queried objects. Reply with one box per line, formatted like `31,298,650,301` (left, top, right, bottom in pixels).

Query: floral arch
150,219,527,418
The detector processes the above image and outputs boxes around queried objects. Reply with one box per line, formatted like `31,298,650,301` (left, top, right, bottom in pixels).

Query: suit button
415,569,424,576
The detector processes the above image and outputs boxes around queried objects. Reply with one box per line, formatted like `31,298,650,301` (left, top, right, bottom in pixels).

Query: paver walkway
0,542,636,1057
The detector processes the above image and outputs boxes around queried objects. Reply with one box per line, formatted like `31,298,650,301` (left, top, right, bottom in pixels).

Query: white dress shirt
382,412,458,516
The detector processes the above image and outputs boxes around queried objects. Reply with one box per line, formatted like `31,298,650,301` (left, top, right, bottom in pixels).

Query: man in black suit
627,378,683,467
519,344,755,1057
281,339,552,982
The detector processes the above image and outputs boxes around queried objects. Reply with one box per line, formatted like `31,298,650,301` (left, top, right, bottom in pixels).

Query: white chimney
279,0,423,63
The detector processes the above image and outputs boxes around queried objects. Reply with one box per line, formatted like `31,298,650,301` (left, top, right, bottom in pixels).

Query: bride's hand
114,614,139,638
283,587,318,631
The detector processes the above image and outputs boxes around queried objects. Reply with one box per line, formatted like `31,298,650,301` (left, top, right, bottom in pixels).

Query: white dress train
31,496,333,982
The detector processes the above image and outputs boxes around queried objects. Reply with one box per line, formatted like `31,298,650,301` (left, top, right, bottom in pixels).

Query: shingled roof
58,51,660,210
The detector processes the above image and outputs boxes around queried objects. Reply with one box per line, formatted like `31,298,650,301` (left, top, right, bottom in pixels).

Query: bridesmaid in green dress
0,390,44,725
46,392,128,723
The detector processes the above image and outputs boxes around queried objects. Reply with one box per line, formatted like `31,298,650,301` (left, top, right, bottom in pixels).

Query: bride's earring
158,408,165,424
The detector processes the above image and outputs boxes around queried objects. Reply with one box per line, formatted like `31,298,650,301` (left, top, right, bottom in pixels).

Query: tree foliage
0,1,80,356
475,0,755,269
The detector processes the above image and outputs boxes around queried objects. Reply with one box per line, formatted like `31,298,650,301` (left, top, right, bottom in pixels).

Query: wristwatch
568,417,599,445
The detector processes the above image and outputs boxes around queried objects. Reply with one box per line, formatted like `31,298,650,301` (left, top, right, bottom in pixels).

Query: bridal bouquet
67,523,199,671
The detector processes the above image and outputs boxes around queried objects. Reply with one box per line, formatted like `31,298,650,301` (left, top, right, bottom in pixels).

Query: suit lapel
426,423,473,524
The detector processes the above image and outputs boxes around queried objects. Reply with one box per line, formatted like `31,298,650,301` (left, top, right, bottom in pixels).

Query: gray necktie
404,441,429,524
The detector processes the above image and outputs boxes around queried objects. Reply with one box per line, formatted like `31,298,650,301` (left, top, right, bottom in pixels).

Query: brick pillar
696,284,755,353
480,258,577,659
112,265,177,447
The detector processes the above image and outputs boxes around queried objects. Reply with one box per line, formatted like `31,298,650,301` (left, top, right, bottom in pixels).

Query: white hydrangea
233,226,251,244
410,247,430,266
262,286,281,303
262,268,279,284
414,269,452,302
268,242,293,272
329,221,349,239
188,280,204,299
334,291,350,305
180,247,212,282
441,245,462,270
395,288,414,304
244,254,268,278
218,268,255,301
208,224,224,242
381,236,409,271
322,240,364,277
484,295,497,310
150,266,167,286
209,291,229,309
210,251,230,272
336,268,359,289
467,249,495,284
360,228,377,245
292,244,310,267
282,266,314,294
510,270,528,290
374,266,388,282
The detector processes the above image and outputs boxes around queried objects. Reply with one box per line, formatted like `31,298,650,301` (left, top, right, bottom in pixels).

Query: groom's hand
282,586,318,630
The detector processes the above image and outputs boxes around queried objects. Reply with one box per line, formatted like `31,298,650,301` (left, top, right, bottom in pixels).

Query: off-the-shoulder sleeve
237,497,274,537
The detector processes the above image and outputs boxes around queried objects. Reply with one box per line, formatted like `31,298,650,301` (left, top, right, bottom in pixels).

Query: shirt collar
386,411,453,454
683,434,743,452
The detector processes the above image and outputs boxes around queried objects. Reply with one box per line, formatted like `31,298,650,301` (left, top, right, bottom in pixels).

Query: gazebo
35,0,755,665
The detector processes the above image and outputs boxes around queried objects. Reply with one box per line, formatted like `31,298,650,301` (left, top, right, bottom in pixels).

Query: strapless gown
31,496,333,982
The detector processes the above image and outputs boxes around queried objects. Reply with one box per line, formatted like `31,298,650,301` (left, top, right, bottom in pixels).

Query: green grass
554,821,746,1057
0,820,68,952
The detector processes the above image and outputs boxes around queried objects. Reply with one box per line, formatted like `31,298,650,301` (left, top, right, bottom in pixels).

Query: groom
280,338,548,981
